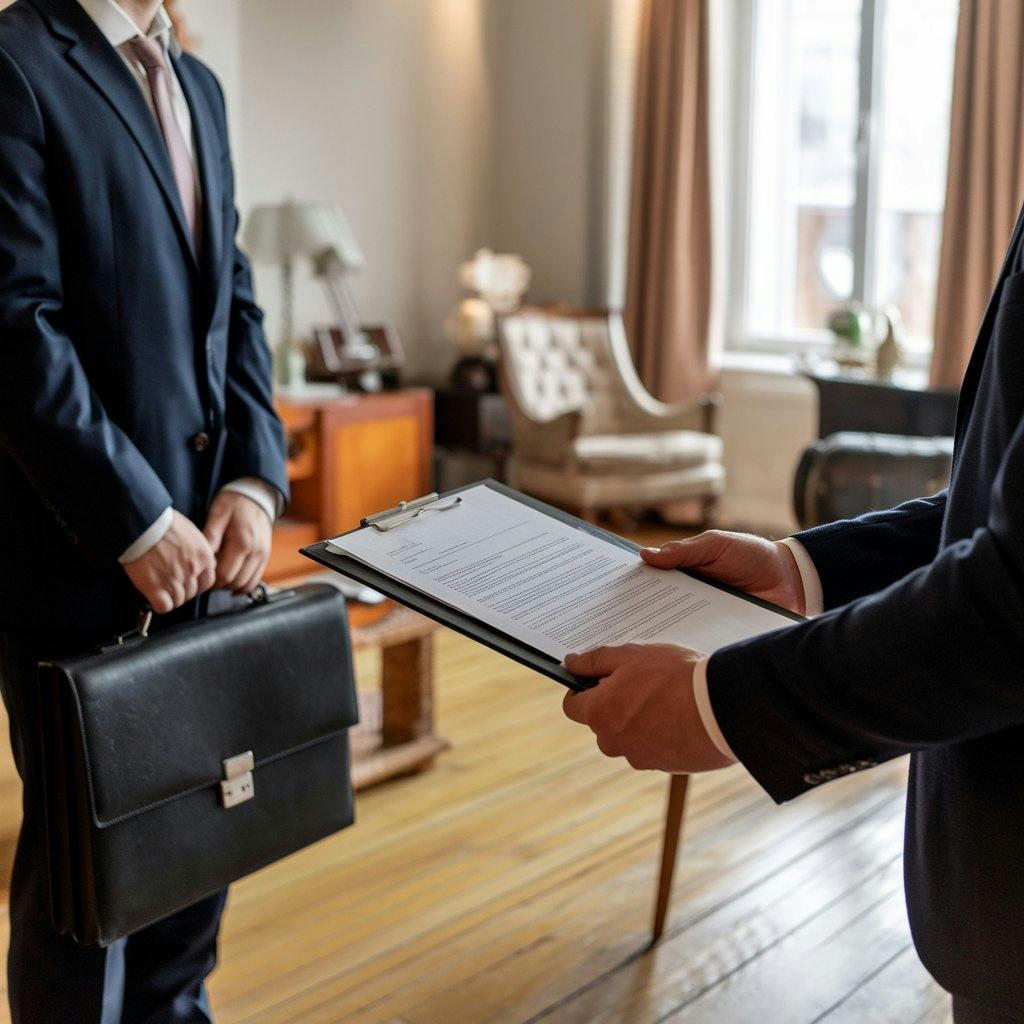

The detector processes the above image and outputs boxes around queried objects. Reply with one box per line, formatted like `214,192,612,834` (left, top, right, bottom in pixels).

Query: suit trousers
0,628,227,1024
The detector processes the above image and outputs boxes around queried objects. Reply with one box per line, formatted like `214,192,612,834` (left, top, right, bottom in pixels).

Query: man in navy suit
0,0,287,1019
563,207,1024,1019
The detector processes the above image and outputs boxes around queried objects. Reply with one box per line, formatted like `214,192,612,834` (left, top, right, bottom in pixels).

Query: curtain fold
624,0,712,403
931,0,1024,390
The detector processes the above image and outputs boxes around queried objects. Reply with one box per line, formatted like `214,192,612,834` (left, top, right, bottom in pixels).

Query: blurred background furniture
498,309,724,521
803,362,958,439
433,387,513,489
793,365,956,530
348,605,448,790
266,390,446,789
793,432,954,530
267,389,433,586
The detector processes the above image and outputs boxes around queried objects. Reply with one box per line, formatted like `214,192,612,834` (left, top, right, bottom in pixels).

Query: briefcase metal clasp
220,751,255,809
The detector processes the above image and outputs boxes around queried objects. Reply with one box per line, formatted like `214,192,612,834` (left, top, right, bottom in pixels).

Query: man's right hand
641,530,807,615
122,511,217,614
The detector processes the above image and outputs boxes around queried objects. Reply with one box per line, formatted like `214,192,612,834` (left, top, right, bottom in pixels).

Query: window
734,0,959,356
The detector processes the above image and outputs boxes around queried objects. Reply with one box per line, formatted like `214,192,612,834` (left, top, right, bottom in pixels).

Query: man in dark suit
0,0,288,1019
563,206,1024,1020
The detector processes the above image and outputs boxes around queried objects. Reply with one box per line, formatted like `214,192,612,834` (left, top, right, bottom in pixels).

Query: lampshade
242,200,365,269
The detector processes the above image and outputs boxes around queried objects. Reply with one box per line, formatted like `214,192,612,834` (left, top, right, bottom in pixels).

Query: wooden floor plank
538,783,907,1023
912,996,955,1024
668,859,910,1023
813,944,948,1024
214,771,747,1021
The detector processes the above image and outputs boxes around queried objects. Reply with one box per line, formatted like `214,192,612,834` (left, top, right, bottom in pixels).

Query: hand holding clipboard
303,481,802,692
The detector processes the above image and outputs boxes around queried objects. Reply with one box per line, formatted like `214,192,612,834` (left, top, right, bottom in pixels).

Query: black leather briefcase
39,583,358,947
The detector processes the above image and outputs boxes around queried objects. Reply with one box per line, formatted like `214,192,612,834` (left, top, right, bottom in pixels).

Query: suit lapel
34,0,198,274
953,203,1024,449
174,55,224,309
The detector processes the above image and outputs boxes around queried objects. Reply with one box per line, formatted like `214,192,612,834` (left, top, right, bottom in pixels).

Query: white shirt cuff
779,537,824,616
693,656,737,761
219,478,281,523
119,506,174,563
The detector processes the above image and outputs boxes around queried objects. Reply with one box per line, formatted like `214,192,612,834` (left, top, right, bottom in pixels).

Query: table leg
651,773,690,944
381,635,435,747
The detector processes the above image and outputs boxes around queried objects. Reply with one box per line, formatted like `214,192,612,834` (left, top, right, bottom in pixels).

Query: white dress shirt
74,0,280,562
692,537,824,760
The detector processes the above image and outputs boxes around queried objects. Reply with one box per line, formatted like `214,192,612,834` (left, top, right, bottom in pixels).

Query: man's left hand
562,644,737,773
203,491,273,594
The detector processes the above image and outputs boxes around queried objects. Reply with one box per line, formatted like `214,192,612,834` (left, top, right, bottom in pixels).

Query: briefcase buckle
220,751,255,809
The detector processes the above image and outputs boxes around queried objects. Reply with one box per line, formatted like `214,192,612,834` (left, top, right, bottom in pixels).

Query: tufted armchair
498,309,724,519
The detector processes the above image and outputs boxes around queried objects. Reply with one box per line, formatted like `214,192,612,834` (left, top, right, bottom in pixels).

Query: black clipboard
301,479,803,692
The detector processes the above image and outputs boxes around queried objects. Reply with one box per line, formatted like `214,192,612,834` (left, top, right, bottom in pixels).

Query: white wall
182,0,612,382
176,0,244,176
484,0,609,307
231,0,494,381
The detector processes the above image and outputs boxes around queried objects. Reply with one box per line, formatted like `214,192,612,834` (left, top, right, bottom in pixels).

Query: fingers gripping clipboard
301,480,803,692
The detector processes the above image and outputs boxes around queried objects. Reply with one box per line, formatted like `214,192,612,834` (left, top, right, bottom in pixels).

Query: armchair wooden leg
608,507,639,533
651,773,690,945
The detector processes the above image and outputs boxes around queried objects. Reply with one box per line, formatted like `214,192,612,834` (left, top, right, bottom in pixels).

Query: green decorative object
827,302,874,349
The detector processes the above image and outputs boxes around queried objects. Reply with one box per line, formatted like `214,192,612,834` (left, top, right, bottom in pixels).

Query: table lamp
243,200,366,388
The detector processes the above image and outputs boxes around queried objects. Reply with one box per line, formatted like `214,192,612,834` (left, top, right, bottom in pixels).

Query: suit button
191,431,211,452
803,771,822,786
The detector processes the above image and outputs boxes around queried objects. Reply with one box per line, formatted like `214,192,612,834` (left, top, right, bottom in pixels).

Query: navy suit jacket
0,0,288,630
709,209,1024,1010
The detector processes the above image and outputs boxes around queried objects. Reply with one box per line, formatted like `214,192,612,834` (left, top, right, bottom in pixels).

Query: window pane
872,0,959,343
745,0,862,340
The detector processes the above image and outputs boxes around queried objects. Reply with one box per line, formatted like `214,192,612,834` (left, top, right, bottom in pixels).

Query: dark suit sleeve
794,491,947,609
707,416,1024,804
0,46,172,567
210,77,288,504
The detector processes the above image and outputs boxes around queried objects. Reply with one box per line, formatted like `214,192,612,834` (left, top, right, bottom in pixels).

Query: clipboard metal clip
361,492,463,532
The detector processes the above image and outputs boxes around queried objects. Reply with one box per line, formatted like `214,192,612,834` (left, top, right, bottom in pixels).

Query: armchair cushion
572,430,723,473
499,310,726,512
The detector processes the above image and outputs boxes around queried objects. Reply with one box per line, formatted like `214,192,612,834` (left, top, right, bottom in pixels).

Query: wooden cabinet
266,389,434,582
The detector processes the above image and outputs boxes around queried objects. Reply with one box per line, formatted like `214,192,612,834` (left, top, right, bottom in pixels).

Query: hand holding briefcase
40,583,358,947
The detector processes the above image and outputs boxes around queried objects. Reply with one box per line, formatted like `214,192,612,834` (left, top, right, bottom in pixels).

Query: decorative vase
875,305,906,379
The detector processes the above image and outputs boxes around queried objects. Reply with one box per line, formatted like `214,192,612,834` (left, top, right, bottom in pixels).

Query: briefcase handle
113,608,155,646
112,583,271,647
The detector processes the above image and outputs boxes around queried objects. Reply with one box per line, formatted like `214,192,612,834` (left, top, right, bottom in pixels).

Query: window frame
725,0,945,367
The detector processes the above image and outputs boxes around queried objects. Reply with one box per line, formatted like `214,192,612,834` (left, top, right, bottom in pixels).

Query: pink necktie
128,36,201,248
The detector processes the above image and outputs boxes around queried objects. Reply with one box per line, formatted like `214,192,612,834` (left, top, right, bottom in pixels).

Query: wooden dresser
266,389,434,581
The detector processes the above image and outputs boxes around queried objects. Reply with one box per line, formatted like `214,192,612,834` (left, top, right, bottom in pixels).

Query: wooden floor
0,588,952,1021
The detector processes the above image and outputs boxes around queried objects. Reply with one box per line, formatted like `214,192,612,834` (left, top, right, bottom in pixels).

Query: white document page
328,484,797,661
